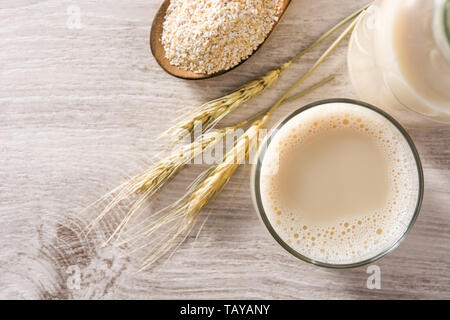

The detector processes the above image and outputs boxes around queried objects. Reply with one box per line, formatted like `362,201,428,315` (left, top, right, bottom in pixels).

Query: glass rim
251,98,424,269
434,0,450,63
444,0,450,43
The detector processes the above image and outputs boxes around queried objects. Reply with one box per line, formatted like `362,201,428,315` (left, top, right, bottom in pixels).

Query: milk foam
259,102,420,264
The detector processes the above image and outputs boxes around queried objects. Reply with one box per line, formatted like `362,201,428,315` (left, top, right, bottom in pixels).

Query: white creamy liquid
259,102,420,264
348,0,450,122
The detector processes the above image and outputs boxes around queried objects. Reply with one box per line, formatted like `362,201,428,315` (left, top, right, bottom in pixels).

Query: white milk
348,0,450,123
258,102,421,265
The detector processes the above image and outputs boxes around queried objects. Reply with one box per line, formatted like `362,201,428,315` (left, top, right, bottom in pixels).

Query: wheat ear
87,72,334,241
120,74,334,269
130,121,264,268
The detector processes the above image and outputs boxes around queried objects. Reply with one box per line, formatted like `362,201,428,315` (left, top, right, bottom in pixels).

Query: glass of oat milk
348,0,450,123
251,99,424,268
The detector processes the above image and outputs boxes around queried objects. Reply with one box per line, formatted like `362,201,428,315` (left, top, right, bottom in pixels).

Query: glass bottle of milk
348,0,450,123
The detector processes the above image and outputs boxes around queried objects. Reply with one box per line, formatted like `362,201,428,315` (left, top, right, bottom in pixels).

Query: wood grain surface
0,0,449,300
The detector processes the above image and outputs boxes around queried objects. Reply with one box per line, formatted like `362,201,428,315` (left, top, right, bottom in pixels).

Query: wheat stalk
105,75,332,265
128,121,264,268
161,4,370,143
88,74,334,242
123,74,338,269
88,6,367,269
88,70,334,239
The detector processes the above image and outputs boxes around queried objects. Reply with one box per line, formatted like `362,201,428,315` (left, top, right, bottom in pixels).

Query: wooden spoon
150,0,292,80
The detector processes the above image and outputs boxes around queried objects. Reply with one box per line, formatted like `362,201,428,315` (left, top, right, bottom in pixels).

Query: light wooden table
0,0,449,300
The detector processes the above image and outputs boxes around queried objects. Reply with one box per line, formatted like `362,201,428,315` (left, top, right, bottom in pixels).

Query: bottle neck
433,0,450,63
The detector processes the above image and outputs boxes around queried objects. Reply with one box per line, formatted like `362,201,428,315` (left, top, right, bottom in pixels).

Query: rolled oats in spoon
161,0,281,74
